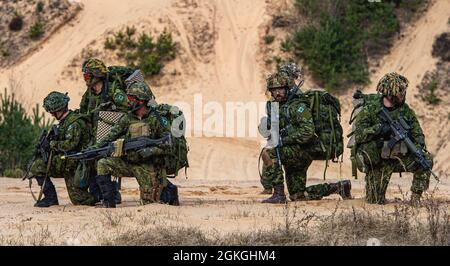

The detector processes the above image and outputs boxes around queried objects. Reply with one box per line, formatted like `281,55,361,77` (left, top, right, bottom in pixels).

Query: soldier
30,92,96,207
354,72,433,204
80,58,128,203
93,81,177,208
260,72,351,203
259,63,305,195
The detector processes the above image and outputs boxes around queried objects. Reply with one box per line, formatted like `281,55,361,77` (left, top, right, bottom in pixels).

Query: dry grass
99,198,450,246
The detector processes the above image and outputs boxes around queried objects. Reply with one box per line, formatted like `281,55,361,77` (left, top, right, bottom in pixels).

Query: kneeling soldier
94,82,174,208
30,92,96,207
260,72,351,203
354,72,434,204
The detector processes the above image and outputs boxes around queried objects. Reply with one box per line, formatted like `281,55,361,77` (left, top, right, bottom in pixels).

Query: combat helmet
82,58,109,77
376,72,409,97
278,62,304,87
43,91,70,113
127,81,155,101
266,72,295,90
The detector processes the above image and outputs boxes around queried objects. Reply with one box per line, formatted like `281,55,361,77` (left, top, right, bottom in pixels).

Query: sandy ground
0,175,447,245
0,0,449,244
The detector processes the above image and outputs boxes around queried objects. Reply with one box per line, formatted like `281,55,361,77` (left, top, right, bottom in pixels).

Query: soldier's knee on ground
96,158,111,176
140,186,162,205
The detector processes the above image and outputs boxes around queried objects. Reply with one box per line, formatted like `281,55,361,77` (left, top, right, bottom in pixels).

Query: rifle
22,125,58,181
378,107,439,181
62,134,172,161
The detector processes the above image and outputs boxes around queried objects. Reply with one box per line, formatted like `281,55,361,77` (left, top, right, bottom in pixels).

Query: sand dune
0,0,449,244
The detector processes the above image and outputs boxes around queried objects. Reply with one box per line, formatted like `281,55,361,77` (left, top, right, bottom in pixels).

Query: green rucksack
151,103,189,178
107,66,138,87
301,90,344,161
347,90,381,179
283,89,344,179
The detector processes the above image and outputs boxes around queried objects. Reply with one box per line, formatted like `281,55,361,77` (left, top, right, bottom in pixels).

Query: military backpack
151,103,189,178
347,90,381,179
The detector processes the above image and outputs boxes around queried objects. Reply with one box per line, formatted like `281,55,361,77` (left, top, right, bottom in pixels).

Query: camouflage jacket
79,79,128,139
49,111,91,153
270,95,315,146
94,109,170,162
354,96,426,149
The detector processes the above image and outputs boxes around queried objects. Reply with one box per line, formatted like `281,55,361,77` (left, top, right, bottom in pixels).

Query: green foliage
103,28,177,77
29,21,45,40
264,35,275,45
421,71,441,105
280,38,293,52
3,168,24,179
104,37,116,50
289,0,422,90
0,89,53,176
36,1,45,13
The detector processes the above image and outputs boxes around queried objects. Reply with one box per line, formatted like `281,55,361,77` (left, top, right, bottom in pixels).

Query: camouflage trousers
30,157,96,206
97,157,168,204
261,146,333,200
364,152,432,204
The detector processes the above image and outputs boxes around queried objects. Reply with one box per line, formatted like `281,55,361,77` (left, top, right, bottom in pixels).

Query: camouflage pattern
82,58,109,77
262,95,335,199
30,111,96,205
79,78,128,142
354,93,432,204
127,81,155,101
97,157,167,204
96,109,170,204
43,91,70,113
278,62,304,86
376,72,409,97
266,72,295,90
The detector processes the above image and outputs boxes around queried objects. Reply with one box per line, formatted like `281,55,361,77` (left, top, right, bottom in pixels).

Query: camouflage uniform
94,82,171,207
259,63,305,194
79,58,128,203
354,72,432,204
261,72,351,203
31,92,96,207
79,58,129,139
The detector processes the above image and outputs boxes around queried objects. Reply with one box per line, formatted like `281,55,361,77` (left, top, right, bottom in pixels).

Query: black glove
378,122,392,138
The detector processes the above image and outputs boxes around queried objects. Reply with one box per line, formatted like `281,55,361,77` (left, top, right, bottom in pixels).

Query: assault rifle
378,107,439,181
22,125,58,180
62,134,172,161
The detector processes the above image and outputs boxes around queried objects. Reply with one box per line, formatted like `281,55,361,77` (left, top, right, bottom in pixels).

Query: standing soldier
93,82,178,208
354,72,434,204
260,72,351,203
80,58,129,203
30,92,96,207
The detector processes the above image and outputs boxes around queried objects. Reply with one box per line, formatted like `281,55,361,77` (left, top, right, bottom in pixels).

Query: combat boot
410,192,422,206
260,188,273,195
96,174,116,208
262,185,286,204
160,182,180,206
34,176,59,208
329,180,352,200
112,180,122,204
88,181,102,204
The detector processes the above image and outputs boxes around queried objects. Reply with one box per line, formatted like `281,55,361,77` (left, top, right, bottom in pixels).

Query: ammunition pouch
381,141,408,159
112,139,124,157
129,122,150,138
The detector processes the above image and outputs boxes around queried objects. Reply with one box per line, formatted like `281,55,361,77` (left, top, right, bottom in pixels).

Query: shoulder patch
161,117,169,127
115,93,125,103
297,106,305,113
